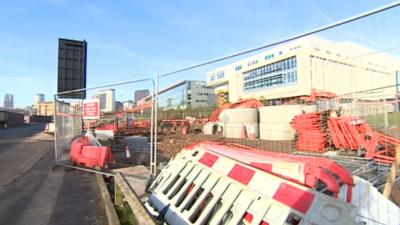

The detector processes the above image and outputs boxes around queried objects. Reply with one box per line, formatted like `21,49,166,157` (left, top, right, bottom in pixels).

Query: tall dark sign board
57,38,87,99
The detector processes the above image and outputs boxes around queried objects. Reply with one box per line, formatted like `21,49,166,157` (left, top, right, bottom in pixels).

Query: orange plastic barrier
69,136,112,169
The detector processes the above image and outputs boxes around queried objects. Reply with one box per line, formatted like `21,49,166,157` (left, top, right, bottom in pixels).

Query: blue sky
0,0,399,107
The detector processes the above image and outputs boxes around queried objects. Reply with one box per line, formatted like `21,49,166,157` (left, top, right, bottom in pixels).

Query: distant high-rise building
4,94,14,109
115,101,123,111
35,94,45,104
123,100,134,110
93,89,115,113
134,89,150,103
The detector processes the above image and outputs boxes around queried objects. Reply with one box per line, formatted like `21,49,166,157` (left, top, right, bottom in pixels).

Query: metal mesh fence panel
54,99,82,161
152,8,400,215
53,78,157,174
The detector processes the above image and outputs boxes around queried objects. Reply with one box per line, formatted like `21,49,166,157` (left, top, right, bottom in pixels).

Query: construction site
45,2,400,225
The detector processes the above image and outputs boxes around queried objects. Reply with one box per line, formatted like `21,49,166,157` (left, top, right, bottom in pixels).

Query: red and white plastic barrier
196,142,354,202
146,142,361,225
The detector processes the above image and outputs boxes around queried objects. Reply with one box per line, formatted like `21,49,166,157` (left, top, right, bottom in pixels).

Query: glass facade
243,56,297,92
158,83,187,109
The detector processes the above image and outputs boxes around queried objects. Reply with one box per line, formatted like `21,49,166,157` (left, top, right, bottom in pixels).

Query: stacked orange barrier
292,113,399,164
291,111,330,152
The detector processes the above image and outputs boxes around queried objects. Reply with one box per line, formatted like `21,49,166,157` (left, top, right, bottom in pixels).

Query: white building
207,36,400,103
93,89,115,113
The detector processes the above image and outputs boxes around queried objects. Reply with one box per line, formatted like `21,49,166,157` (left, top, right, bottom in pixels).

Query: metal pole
53,95,58,161
384,98,389,127
154,74,160,175
149,79,155,177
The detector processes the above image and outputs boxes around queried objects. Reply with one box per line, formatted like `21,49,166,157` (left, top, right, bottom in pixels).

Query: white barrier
145,143,361,225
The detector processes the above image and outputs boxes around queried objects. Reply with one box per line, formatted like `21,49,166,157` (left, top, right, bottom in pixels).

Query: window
216,71,224,79
235,65,242,71
209,73,215,81
243,56,297,91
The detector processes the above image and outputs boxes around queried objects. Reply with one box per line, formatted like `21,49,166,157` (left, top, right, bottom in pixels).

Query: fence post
383,145,400,197
53,94,58,161
153,74,159,176
149,80,154,178
383,98,388,127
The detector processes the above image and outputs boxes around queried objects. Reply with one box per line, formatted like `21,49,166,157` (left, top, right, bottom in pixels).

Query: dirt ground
156,132,293,159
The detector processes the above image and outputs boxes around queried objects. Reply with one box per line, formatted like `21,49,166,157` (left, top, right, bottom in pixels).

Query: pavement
0,124,107,225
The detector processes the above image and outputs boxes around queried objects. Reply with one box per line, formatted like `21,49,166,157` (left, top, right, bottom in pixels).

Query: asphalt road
0,124,107,225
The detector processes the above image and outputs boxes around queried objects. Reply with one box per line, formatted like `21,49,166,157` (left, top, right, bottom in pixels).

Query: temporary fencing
148,5,400,223
151,4,400,171
54,98,82,160
53,78,158,175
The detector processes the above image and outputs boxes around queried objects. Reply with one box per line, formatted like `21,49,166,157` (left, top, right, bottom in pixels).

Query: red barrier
69,136,112,169
79,146,112,168
70,136,90,162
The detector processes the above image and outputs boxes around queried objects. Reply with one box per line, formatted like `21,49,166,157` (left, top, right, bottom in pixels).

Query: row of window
197,92,210,96
244,56,297,81
209,71,225,81
195,99,208,103
244,71,297,91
